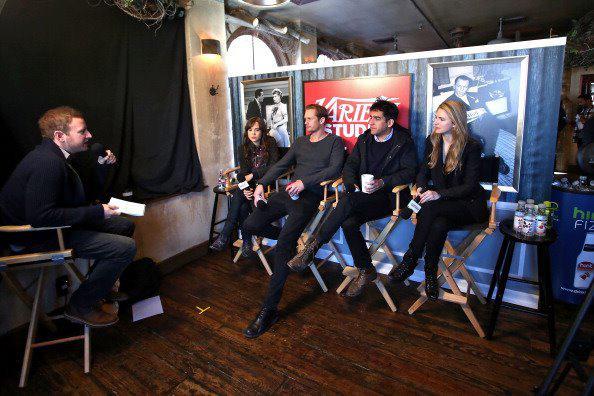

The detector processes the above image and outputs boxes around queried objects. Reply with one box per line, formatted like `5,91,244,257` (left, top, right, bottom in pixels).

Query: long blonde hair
428,100,469,173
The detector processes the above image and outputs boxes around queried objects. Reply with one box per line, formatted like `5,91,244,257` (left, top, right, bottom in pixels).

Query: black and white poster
427,56,529,191
241,76,293,148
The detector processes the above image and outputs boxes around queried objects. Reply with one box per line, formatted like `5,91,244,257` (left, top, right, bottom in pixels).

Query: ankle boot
424,262,439,301
243,307,279,339
209,234,229,252
389,251,417,282
287,238,320,272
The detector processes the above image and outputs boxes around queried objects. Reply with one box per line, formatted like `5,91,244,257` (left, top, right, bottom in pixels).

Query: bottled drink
579,175,588,191
517,200,526,212
522,213,536,236
560,177,571,189
574,233,594,289
513,209,525,233
217,169,226,190
535,214,547,236
526,198,535,206
537,203,547,216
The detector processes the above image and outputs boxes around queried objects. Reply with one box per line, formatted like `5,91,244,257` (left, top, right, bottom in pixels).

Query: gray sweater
259,133,345,195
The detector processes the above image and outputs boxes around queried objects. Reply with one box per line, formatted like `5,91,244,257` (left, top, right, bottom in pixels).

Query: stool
486,218,558,355
208,185,231,252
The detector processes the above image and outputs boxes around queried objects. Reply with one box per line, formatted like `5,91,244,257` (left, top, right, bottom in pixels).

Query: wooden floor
1,250,593,395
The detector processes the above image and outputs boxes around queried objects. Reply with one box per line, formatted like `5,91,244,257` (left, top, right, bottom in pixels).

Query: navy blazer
0,139,103,227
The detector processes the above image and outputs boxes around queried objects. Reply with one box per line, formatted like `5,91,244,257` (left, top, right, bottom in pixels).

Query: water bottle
513,208,525,233
535,214,547,236
560,177,571,189
217,169,225,191
517,200,526,212
579,176,589,191
523,213,536,236
574,233,594,289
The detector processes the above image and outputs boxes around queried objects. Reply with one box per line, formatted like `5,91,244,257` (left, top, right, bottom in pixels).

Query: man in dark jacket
287,100,417,297
0,106,135,327
246,88,265,120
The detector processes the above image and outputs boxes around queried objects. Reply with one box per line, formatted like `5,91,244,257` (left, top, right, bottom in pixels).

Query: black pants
220,189,253,238
242,190,321,310
67,216,136,313
317,191,393,270
409,200,485,270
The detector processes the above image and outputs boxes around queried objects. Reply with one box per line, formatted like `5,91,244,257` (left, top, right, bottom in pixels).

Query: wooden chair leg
232,248,242,263
3,272,57,332
440,260,485,338
328,241,347,269
19,268,45,388
336,275,353,294
408,295,428,314
84,325,91,373
309,263,328,292
374,279,397,312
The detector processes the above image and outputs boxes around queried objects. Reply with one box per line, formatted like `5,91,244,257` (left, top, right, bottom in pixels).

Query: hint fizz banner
303,75,411,152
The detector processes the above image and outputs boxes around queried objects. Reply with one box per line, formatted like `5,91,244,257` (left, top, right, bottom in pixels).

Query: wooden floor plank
1,250,592,395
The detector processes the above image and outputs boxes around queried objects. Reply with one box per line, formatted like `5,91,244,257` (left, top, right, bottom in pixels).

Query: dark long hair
242,117,269,163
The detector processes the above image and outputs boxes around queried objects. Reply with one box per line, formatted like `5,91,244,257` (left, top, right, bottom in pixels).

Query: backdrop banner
303,75,411,152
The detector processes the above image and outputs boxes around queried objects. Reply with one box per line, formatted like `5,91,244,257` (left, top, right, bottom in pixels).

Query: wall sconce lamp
201,39,221,56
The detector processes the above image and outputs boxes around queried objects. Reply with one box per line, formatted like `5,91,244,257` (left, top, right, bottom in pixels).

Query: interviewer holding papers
0,106,136,327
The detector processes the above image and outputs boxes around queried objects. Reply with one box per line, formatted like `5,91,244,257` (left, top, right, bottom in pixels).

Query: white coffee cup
361,174,374,193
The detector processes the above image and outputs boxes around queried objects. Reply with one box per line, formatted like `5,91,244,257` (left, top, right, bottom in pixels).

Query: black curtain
0,0,204,200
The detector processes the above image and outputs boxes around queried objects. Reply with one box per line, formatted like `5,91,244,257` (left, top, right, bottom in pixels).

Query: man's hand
364,179,384,194
99,149,117,165
245,173,254,182
419,190,441,204
414,186,423,198
285,180,304,197
102,204,120,218
253,184,265,205
244,188,254,200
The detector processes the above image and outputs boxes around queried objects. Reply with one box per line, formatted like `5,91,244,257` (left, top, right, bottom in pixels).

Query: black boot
388,251,417,282
209,234,229,251
287,238,320,272
243,307,279,339
424,262,439,301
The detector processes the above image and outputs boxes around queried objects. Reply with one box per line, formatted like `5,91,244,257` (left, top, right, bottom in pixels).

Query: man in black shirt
287,100,417,297
0,107,135,327
242,104,344,338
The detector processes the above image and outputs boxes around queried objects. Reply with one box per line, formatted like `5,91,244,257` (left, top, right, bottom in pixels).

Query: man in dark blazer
287,100,417,297
0,106,136,327
246,88,265,120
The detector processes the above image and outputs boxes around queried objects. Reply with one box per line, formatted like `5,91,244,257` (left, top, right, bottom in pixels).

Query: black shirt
367,133,394,177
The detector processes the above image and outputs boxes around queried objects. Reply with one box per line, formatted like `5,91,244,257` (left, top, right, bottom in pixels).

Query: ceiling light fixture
238,0,291,7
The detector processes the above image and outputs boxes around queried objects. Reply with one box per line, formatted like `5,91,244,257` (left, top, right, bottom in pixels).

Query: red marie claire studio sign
303,75,411,152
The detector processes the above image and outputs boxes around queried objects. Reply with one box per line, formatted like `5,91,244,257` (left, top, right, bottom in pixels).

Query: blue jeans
67,216,136,313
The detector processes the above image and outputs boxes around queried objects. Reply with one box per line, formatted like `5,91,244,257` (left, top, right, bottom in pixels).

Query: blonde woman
390,100,488,300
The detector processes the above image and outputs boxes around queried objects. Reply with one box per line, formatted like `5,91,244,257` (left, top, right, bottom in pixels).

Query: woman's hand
419,189,440,204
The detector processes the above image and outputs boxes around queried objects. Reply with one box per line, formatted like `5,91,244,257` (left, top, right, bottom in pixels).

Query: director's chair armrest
488,184,501,229
274,169,294,191
0,224,72,254
0,225,71,233
391,184,409,216
319,177,340,209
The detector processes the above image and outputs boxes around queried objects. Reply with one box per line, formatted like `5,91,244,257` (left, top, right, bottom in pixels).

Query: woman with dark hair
390,100,488,300
210,117,279,256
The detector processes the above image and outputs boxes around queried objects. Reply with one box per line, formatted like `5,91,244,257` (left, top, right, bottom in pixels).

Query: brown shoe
344,267,378,297
65,304,119,328
287,238,320,272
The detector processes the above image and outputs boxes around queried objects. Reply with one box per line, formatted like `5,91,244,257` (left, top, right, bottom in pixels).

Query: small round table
486,218,558,355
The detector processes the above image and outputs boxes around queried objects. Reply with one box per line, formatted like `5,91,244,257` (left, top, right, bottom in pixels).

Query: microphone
90,143,107,164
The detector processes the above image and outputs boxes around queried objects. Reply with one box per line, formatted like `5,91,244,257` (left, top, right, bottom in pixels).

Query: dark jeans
242,190,321,310
317,190,393,270
220,189,253,238
67,216,136,313
409,200,486,270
